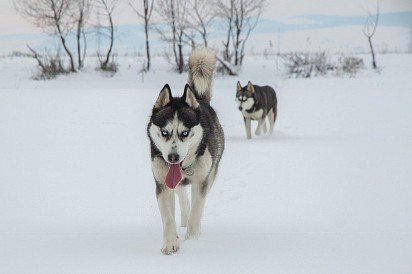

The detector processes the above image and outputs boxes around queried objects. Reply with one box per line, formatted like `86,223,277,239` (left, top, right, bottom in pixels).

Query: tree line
14,0,266,76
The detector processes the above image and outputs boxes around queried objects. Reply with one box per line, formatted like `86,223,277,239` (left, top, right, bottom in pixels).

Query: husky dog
147,49,224,255
236,81,277,139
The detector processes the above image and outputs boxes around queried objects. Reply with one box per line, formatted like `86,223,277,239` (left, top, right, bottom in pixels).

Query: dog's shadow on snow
226,130,325,143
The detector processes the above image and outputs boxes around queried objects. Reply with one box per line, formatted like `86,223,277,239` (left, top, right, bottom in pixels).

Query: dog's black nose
238,106,243,111
168,153,180,163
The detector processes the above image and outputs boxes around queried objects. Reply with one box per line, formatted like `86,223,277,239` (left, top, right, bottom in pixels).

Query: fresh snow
0,54,411,273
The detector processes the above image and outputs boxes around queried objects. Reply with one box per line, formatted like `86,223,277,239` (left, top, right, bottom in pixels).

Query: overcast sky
1,0,412,35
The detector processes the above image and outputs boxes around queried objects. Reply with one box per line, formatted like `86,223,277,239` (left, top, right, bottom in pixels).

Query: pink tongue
164,163,182,189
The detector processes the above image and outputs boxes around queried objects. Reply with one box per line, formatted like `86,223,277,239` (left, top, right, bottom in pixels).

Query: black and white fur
147,49,225,255
236,81,277,139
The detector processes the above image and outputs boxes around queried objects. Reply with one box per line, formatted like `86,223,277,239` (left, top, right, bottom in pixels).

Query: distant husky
236,81,277,139
147,49,225,255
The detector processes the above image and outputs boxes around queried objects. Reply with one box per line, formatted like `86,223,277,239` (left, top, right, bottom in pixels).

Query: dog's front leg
255,118,265,136
262,117,268,133
186,181,207,240
176,185,190,227
244,117,252,139
157,184,179,254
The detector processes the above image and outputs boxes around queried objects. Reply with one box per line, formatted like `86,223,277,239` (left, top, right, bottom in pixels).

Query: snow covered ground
0,54,411,273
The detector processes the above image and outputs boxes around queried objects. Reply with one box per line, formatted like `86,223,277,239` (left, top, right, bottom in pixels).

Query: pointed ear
247,81,254,93
237,81,242,91
183,84,199,109
154,84,172,109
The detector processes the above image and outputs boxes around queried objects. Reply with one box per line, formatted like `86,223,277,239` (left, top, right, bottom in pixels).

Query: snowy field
1,54,412,273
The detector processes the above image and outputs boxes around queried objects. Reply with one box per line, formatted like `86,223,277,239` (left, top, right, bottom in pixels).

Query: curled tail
187,48,216,102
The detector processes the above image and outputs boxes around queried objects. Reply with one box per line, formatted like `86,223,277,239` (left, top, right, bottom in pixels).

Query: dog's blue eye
161,130,169,137
181,130,189,137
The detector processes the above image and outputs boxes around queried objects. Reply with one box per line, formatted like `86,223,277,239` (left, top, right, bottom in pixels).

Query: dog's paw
161,236,180,255
161,244,179,255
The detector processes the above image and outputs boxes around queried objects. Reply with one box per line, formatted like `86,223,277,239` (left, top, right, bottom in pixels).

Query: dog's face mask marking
236,81,255,111
151,113,202,165
150,84,203,166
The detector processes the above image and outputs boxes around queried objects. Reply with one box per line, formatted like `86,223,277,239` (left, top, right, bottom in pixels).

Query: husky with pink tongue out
147,49,224,255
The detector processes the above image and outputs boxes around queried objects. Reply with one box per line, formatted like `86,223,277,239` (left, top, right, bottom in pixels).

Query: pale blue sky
1,0,412,34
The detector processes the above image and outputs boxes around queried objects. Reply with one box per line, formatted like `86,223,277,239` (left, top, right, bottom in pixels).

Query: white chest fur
242,109,263,120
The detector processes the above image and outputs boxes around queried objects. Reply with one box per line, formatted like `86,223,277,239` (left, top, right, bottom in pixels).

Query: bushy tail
187,48,216,102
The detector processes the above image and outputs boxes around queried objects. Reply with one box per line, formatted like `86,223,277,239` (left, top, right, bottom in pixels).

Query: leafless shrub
98,54,118,75
282,51,365,78
282,51,335,78
27,45,69,80
338,56,364,76
100,60,118,72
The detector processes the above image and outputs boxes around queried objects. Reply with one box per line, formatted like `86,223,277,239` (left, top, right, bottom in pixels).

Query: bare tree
189,0,216,47
129,0,154,71
95,0,118,70
14,0,77,72
175,1,189,73
215,0,234,62
231,0,264,65
72,0,91,69
156,0,190,73
216,0,264,66
363,0,379,69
